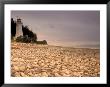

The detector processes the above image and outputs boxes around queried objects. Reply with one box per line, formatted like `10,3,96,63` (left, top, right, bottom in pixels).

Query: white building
15,18,23,38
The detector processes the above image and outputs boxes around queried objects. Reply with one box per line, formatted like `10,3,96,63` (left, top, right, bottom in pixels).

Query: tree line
11,18,47,44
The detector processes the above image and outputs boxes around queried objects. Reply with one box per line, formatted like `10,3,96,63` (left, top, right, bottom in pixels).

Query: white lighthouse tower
15,18,23,38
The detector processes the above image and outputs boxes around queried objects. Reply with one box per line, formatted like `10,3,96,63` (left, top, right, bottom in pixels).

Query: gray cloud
11,11,100,48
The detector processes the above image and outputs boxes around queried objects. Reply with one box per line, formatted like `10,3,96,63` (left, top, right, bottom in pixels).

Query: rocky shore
11,42,100,77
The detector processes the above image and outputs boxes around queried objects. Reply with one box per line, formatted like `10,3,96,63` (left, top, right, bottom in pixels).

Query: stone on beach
11,42,100,77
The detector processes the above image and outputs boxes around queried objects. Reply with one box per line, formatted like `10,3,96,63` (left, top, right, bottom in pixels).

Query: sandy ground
11,42,100,77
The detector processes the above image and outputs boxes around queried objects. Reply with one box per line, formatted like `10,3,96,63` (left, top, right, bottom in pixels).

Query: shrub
15,35,48,44
16,35,35,43
43,40,47,44
16,35,24,42
36,40,47,45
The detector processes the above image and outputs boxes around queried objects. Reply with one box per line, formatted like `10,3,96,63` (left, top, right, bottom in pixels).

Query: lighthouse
15,18,23,38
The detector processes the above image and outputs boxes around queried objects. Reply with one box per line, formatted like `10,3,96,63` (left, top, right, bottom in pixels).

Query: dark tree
22,25,37,42
11,18,16,38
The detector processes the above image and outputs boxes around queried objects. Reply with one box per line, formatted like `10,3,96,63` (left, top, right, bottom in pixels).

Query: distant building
15,18,23,38
11,17,40,43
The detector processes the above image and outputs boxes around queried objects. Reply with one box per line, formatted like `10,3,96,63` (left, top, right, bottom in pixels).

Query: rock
41,72,48,77
20,72,26,76
19,66,25,71
13,66,19,71
11,42,100,77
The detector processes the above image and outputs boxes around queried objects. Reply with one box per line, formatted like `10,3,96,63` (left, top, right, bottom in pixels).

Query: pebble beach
11,42,100,77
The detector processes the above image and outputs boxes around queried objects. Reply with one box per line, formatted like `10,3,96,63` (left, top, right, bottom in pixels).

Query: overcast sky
11,11,100,48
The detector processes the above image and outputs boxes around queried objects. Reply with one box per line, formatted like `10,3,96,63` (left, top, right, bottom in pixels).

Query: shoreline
11,42,100,50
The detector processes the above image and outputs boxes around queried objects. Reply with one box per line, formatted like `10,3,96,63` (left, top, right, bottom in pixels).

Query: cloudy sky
11,11,100,48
